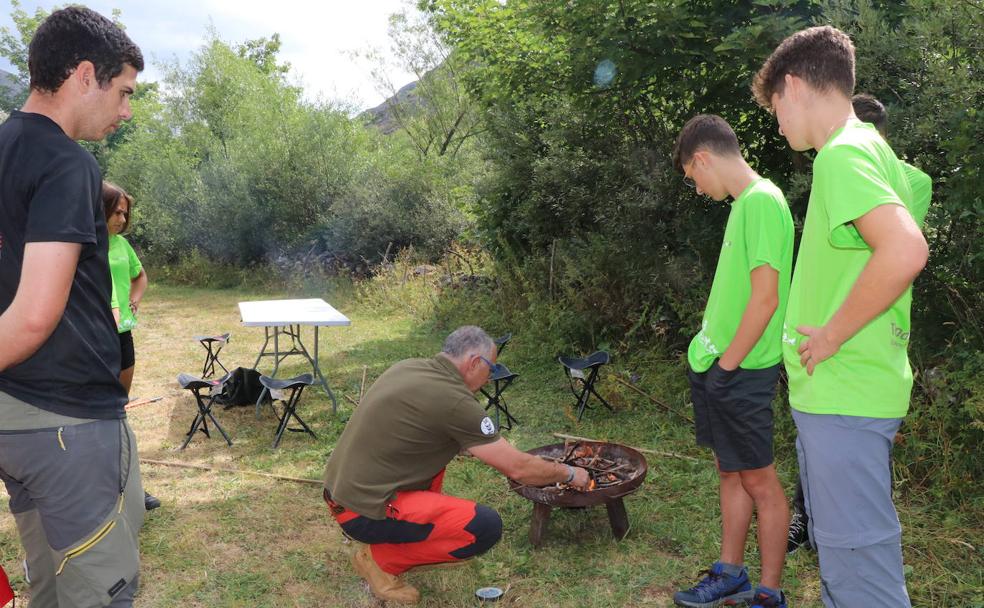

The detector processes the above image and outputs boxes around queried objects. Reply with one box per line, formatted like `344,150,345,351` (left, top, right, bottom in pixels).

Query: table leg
271,327,281,376
530,502,552,548
253,327,271,369
312,326,337,412
606,498,630,541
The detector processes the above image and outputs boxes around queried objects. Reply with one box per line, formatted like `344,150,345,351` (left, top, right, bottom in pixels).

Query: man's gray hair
442,326,494,359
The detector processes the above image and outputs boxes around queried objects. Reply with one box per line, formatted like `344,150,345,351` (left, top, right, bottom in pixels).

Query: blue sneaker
673,562,754,607
749,588,787,607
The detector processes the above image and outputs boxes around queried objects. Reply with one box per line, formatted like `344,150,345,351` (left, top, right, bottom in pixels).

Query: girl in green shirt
103,182,159,511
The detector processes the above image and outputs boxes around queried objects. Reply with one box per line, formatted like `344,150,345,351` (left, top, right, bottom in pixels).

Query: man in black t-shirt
0,8,145,607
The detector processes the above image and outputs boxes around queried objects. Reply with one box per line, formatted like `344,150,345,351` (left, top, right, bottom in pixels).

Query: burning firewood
542,443,639,491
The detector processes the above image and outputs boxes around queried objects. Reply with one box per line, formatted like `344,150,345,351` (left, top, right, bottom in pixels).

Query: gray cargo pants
0,392,143,607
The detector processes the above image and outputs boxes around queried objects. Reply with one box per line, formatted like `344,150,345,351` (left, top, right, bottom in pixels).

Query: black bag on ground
215,367,266,408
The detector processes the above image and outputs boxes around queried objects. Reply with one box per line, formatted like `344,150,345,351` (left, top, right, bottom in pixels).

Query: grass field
1,279,981,607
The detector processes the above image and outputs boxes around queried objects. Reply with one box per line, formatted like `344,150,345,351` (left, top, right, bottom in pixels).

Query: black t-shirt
0,111,126,418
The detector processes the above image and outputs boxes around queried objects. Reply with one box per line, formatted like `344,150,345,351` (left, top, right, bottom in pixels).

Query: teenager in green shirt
671,115,794,608
754,26,928,607
787,92,934,554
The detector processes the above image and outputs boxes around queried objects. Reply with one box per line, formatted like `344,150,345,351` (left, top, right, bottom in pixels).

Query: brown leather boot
408,559,471,573
351,544,421,604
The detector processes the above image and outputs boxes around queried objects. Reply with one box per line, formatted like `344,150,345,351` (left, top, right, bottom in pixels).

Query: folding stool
177,372,234,449
481,363,520,431
558,351,613,422
194,332,230,378
259,373,316,449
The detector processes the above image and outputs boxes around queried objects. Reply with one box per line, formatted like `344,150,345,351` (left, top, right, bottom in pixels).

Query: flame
588,478,596,491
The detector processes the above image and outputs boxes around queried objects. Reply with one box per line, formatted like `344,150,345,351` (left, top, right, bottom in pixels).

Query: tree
236,33,291,78
0,0,49,111
109,33,468,267
364,5,485,161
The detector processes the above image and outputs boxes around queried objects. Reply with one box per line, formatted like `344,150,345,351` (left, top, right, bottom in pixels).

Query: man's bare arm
468,438,591,488
0,242,81,371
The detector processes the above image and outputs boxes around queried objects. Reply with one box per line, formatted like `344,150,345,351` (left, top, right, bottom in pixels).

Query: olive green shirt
323,355,500,519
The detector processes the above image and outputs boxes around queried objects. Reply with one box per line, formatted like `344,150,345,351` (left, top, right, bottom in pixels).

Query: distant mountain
0,68,22,91
360,79,421,135
0,68,27,110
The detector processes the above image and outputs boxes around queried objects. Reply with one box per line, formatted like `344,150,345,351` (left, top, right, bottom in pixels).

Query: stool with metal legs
494,332,512,356
194,333,230,378
558,351,613,422
177,372,234,449
481,363,520,431
259,373,316,449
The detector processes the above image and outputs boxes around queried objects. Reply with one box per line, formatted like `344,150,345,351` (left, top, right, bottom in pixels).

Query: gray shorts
689,362,780,472
0,392,143,607
793,409,911,608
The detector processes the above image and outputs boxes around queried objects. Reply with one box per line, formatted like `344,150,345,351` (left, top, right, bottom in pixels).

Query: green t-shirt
688,178,794,373
783,121,915,418
323,355,500,519
902,161,931,228
108,234,143,333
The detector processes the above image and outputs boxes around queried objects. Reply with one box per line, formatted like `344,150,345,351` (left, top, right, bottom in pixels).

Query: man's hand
796,325,842,375
568,466,591,490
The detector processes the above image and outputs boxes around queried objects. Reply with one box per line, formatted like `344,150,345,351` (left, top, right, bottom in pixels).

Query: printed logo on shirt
890,322,911,348
696,321,721,355
480,416,496,436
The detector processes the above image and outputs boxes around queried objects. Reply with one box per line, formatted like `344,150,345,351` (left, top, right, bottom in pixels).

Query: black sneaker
786,509,810,553
144,491,162,511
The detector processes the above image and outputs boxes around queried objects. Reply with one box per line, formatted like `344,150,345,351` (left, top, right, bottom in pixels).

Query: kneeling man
323,326,590,603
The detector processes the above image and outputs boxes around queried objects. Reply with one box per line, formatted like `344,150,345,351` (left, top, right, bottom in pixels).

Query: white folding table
239,298,351,413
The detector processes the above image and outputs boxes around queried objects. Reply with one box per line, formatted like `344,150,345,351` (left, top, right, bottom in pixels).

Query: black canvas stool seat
494,332,512,356
194,332,230,378
480,363,520,431
177,372,234,449
559,350,613,422
260,373,317,449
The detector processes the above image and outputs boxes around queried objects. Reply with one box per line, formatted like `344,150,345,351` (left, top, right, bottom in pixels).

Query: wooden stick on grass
141,458,322,486
125,396,164,410
359,365,368,403
551,432,705,463
611,376,691,422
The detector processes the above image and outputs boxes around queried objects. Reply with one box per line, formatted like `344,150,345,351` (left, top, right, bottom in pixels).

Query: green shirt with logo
902,161,931,228
783,121,916,418
108,234,143,333
323,355,500,519
688,178,794,373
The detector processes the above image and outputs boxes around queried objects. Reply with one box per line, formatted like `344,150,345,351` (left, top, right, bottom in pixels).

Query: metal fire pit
508,441,648,547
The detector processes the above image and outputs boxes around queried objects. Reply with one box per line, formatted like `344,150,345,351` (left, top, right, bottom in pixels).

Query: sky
0,0,419,110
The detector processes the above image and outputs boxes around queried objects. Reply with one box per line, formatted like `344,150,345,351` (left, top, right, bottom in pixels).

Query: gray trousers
0,392,143,607
793,409,911,608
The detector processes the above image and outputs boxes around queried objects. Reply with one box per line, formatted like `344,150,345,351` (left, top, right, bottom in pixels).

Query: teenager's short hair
852,93,888,135
28,6,143,93
672,114,741,173
752,25,855,110
102,181,134,234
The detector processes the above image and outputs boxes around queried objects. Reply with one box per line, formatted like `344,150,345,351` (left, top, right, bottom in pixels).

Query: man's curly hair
28,6,143,93
752,25,854,110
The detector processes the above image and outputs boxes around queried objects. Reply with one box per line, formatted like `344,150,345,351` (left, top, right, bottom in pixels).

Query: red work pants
325,469,502,575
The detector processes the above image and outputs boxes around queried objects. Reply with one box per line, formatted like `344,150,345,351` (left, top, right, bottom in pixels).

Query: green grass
1,276,981,607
